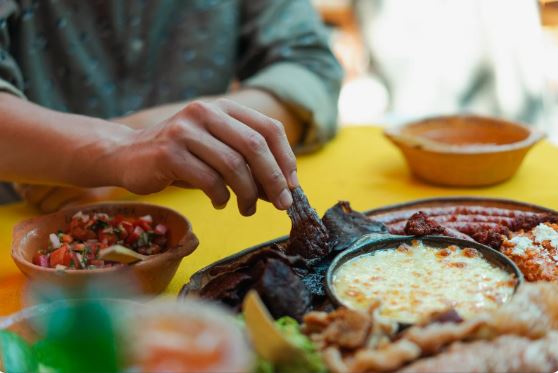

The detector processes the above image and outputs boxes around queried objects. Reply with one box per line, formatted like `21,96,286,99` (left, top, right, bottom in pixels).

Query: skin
2,89,302,216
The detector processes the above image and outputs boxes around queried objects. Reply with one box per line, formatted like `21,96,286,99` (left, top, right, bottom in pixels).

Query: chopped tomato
111,214,126,226
121,221,134,236
136,219,152,232
127,226,144,245
69,219,96,241
60,234,73,244
49,246,72,267
98,230,117,246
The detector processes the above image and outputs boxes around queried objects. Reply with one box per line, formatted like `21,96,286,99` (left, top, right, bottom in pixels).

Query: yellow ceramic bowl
384,115,544,187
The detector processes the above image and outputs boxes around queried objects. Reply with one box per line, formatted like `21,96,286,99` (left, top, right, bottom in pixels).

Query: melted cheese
332,241,515,323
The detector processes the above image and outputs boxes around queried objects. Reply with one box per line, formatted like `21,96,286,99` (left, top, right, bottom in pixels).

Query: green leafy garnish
253,317,326,373
137,232,150,247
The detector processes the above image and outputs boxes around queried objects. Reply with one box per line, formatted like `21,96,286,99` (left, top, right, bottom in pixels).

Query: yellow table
1,125,557,315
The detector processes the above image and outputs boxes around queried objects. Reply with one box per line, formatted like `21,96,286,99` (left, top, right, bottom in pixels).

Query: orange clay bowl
11,202,199,296
384,115,545,187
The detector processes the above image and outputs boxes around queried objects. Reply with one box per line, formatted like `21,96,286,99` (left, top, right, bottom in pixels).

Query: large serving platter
180,197,556,297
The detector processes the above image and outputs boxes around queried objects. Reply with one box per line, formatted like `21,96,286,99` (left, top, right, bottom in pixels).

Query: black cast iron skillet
325,233,523,327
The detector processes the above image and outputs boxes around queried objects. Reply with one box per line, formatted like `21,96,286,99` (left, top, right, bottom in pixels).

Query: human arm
16,88,304,212
1,93,298,215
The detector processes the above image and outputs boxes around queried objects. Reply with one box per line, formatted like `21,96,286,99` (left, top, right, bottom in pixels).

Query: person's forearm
116,88,304,145
0,93,132,187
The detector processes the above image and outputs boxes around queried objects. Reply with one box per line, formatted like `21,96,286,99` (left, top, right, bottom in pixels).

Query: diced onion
73,210,90,223
140,215,153,223
49,233,61,249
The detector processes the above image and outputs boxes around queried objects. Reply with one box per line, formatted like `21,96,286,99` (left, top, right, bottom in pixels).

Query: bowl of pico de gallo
11,202,198,296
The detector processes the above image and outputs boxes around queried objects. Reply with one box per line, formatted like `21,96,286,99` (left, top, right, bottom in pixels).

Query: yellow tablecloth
1,125,557,315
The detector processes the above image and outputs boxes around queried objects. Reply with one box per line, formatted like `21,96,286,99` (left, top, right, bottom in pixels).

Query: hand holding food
1,95,297,216
113,99,298,216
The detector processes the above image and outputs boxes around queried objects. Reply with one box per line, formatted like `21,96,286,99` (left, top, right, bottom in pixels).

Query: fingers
185,101,292,210
216,99,299,188
185,131,259,216
170,152,231,210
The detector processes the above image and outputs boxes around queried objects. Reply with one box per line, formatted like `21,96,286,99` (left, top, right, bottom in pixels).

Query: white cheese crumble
533,223,558,248
509,236,533,256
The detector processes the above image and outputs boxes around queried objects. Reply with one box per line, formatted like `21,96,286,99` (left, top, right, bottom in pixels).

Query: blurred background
312,0,558,143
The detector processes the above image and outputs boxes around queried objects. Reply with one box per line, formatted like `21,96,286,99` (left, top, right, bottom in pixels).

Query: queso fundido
332,240,517,323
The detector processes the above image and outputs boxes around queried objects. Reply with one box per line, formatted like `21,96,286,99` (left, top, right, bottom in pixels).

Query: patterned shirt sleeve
0,0,25,98
237,0,344,152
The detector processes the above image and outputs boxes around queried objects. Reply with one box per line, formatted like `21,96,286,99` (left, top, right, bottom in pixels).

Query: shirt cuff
242,62,338,153
0,78,25,99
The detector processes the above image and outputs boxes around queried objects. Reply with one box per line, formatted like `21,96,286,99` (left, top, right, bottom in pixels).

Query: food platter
181,196,555,299
176,193,558,372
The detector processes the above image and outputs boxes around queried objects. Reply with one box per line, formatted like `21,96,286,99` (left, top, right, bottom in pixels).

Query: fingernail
289,171,299,188
276,188,293,210
213,201,227,210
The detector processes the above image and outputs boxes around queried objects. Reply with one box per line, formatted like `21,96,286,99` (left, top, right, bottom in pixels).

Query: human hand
113,99,299,216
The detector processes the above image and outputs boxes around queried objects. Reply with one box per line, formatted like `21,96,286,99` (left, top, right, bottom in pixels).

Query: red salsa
32,212,169,269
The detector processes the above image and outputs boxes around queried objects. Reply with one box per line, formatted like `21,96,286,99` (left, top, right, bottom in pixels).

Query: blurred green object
1,299,124,372
40,300,121,372
0,330,38,373
254,316,326,373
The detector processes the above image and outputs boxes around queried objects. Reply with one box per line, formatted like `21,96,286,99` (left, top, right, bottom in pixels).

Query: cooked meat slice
398,332,558,373
285,187,331,259
509,212,558,231
322,347,349,373
322,201,388,252
254,258,311,321
403,319,486,355
199,271,252,305
403,211,473,240
403,212,445,236
302,311,330,334
349,340,421,373
423,309,464,325
401,282,558,353
375,206,542,225
481,281,558,338
304,283,558,373
321,308,372,349
442,222,510,237
471,230,505,249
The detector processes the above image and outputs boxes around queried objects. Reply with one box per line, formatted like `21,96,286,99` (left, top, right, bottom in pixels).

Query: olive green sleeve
238,0,343,153
0,0,25,99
